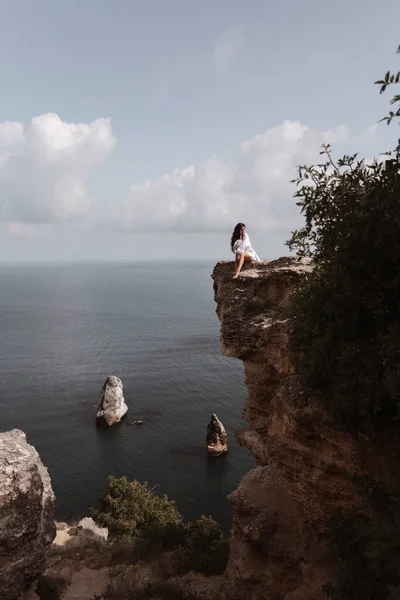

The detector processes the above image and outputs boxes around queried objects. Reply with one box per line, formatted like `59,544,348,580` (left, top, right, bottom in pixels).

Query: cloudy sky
0,0,399,262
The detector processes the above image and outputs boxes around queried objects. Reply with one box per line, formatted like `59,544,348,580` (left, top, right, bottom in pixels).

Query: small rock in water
206,413,228,457
96,376,128,426
133,419,144,425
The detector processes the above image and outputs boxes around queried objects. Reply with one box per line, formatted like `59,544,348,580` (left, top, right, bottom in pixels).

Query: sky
0,0,399,263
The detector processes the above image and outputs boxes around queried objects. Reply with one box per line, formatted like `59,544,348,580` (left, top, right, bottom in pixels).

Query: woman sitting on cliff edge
231,223,260,279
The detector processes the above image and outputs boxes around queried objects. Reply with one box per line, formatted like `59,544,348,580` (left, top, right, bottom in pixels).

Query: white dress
233,232,260,261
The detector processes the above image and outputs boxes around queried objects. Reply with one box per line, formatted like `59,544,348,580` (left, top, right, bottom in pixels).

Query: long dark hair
230,223,245,252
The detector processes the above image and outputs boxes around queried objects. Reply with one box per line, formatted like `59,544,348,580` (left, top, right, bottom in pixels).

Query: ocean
0,261,255,528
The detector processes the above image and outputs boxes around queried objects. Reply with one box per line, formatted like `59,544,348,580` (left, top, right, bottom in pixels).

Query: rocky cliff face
212,258,381,600
0,429,55,600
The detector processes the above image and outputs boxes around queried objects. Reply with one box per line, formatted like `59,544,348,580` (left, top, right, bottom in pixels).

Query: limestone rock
76,517,108,543
0,429,55,600
212,258,361,599
212,257,313,362
207,413,228,457
53,518,108,547
96,376,128,426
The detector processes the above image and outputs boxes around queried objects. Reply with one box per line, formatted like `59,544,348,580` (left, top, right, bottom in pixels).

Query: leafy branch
375,45,400,124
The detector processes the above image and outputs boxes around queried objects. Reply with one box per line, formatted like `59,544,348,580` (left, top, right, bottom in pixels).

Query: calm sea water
0,262,254,528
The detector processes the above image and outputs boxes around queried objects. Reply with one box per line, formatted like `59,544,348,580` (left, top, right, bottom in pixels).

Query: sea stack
96,376,128,426
206,413,228,457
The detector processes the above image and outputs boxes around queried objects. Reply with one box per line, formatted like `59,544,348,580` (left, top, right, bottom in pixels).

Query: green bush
92,477,229,576
286,46,400,430
176,515,229,576
285,45,400,599
321,507,400,600
92,476,181,544
132,520,187,559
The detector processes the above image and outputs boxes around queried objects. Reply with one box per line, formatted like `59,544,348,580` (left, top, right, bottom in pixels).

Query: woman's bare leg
233,253,250,278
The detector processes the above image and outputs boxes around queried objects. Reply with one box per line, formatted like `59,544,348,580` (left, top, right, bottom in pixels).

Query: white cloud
0,113,116,225
115,120,375,234
212,25,246,72
0,114,378,241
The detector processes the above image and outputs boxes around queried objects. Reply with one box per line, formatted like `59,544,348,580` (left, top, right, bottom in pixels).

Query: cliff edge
212,258,381,600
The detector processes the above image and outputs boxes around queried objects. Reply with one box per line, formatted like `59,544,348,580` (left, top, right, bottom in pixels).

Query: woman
230,223,260,279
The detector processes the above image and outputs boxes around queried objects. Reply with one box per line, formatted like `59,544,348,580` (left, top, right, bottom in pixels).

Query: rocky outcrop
206,413,228,457
54,518,108,547
0,429,55,600
212,258,394,600
76,517,108,543
96,376,128,426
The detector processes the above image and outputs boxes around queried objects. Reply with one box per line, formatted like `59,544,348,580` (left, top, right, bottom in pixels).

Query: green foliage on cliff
375,45,400,125
92,476,181,543
286,45,400,430
92,476,228,576
321,483,400,600
286,44,400,600
175,515,229,575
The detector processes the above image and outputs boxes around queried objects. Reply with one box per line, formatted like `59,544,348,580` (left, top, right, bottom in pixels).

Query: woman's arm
233,239,242,252
242,232,251,246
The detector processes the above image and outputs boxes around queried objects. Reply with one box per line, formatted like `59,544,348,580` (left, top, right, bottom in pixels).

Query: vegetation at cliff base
287,45,400,431
91,476,181,543
92,476,229,576
321,482,400,600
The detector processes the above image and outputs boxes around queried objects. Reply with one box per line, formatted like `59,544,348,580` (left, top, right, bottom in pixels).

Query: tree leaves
375,47,400,123
286,133,400,430
91,476,182,543
287,43,400,600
